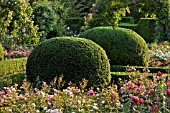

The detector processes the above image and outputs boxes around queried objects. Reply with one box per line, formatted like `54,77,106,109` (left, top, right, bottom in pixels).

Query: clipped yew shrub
26,37,111,88
0,43,4,61
79,27,149,66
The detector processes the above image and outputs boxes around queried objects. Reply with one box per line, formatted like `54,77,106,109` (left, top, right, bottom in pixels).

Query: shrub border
111,65,169,73
0,58,27,76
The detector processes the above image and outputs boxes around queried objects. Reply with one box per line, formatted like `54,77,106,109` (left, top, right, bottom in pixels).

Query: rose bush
4,46,33,59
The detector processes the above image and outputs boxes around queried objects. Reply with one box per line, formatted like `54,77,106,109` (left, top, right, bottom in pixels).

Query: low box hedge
110,71,170,87
118,23,138,32
111,65,169,73
119,17,134,24
0,58,27,76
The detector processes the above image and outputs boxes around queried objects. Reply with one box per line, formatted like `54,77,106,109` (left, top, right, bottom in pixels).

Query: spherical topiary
26,37,111,88
0,43,4,61
79,27,149,66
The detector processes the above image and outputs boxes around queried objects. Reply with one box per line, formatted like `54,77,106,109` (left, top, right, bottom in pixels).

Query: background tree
84,0,130,27
60,0,95,18
0,0,41,46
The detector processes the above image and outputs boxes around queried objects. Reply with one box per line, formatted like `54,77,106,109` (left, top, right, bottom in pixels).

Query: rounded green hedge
0,43,4,61
26,37,111,88
79,27,149,66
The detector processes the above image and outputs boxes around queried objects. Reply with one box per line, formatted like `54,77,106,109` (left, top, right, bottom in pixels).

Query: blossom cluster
84,4,98,26
4,46,33,59
149,42,170,62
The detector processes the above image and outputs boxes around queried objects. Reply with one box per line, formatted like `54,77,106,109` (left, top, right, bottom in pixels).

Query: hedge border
110,72,170,87
119,17,134,24
0,58,27,76
111,65,169,73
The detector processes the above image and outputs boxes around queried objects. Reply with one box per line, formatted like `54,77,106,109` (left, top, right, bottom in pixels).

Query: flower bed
0,71,170,112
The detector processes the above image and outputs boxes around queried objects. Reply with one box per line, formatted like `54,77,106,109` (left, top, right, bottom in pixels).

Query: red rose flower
88,90,95,96
110,93,118,99
166,89,170,97
139,98,145,104
137,81,142,86
150,104,158,113
120,87,126,91
135,88,141,93
167,80,170,86
131,96,139,103
157,71,162,76
129,85,134,90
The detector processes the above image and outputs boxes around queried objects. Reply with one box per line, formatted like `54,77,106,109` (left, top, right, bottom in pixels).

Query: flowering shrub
0,70,170,112
118,70,170,112
4,46,33,59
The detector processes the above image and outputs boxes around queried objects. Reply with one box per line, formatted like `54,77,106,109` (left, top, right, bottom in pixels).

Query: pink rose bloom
26,50,31,53
157,71,162,76
23,52,27,57
133,1,136,4
128,84,134,90
4,87,11,93
89,8,92,11
46,95,54,101
137,81,142,86
22,28,26,33
166,89,170,97
143,68,150,73
120,87,126,91
168,102,170,107
131,96,139,103
167,80,170,86
139,98,145,104
110,93,118,99
88,90,95,96
92,4,96,7
19,46,23,50
0,91,5,95
132,0,136,4
0,98,4,103
135,88,141,93
94,10,97,13
150,104,158,113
